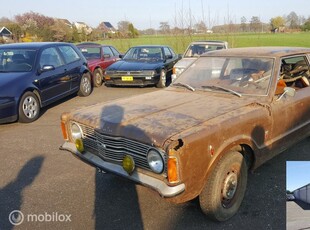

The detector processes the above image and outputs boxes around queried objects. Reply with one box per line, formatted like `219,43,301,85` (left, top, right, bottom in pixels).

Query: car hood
107,60,163,71
174,58,196,69
68,89,259,147
0,72,30,96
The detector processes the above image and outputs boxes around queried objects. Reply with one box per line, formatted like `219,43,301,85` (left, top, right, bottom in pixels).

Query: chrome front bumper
60,142,185,198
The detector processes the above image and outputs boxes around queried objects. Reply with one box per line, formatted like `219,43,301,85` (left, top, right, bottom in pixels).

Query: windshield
0,49,36,72
173,56,274,96
184,44,225,58
123,47,163,61
78,47,101,59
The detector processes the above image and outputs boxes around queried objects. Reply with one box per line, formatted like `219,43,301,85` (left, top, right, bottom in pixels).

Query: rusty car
60,47,310,221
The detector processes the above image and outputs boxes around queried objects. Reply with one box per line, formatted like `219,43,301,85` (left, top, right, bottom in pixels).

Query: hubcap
222,171,238,200
22,96,38,118
82,76,91,93
95,72,102,85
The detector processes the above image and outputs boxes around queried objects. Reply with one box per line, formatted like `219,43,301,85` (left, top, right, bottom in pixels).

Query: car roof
76,42,108,47
191,40,227,45
130,45,170,48
202,47,310,58
0,42,73,49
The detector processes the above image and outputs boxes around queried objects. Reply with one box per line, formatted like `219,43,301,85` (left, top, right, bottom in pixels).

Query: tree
270,16,285,30
117,21,130,37
250,16,262,32
6,23,22,42
301,17,310,31
240,16,247,32
15,11,54,41
286,11,299,29
159,22,170,34
128,23,139,38
194,21,207,33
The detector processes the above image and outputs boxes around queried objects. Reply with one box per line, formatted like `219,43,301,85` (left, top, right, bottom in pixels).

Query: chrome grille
78,123,162,171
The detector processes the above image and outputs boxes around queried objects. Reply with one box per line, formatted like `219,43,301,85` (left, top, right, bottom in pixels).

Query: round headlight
147,149,164,174
71,122,83,141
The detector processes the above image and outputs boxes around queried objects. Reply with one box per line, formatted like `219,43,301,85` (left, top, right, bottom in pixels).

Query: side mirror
37,65,55,74
165,54,173,60
119,54,124,59
178,54,183,59
276,87,296,101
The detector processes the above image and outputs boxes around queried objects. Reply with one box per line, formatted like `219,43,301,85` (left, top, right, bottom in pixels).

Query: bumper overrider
60,141,185,197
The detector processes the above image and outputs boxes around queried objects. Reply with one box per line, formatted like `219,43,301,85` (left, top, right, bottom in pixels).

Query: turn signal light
61,121,68,140
168,157,179,183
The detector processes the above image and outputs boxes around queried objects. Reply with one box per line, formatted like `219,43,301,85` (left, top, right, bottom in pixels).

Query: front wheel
156,69,166,88
199,151,248,222
18,92,40,123
93,68,103,87
78,72,92,97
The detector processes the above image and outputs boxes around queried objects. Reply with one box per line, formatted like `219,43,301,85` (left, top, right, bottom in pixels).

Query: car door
270,55,310,151
36,47,71,105
101,46,115,69
58,45,83,91
163,47,179,73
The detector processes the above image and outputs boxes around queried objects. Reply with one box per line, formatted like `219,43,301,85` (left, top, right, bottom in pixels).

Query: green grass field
97,32,310,54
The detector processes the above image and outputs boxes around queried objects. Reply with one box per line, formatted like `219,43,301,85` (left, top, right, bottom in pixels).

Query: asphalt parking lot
0,85,309,230
287,200,310,229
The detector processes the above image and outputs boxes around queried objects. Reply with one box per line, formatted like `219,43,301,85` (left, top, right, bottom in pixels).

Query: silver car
172,40,228,80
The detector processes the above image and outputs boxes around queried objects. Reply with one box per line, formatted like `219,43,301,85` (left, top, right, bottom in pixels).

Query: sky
1,0,310,30
287,161,310,192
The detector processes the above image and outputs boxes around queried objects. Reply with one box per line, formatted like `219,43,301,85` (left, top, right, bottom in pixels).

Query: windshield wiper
201,85,242,97
172,82,195,91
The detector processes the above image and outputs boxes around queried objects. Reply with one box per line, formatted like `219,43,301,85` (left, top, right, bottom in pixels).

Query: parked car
172,40,228,80
286,194,295,201
76,42,121,87
60,47,310,221
104,45,181,88
0,42,92,124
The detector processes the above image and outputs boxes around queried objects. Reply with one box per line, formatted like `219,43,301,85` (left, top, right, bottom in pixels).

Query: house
0,27,13,43
55,18,73,28
98,21,116,34
73,22,93,35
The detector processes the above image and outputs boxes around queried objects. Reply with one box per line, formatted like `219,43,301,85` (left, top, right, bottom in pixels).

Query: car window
123,47,163,60
110,46,120,57
163,47,173,58
78,47,100,59
102,47,114,57
0,49,36,72
58,45,80,64
279,55,310,90
174,56,274,96
40,47,63,68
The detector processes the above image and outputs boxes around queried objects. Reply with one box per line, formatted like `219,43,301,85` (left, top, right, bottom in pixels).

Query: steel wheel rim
22,96,38,119
161,71,166,86
221,170,238,207
95,72,102,85
82,76,91,93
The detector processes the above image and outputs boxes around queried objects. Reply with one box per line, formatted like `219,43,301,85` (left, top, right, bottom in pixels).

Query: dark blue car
0,42,92,124
104,45,181,88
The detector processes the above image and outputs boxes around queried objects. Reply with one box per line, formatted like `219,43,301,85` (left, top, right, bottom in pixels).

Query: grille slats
78,123,162,171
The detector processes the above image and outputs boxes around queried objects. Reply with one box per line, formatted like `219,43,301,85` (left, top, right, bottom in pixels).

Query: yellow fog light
75,138,84,153
122,155,135,175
